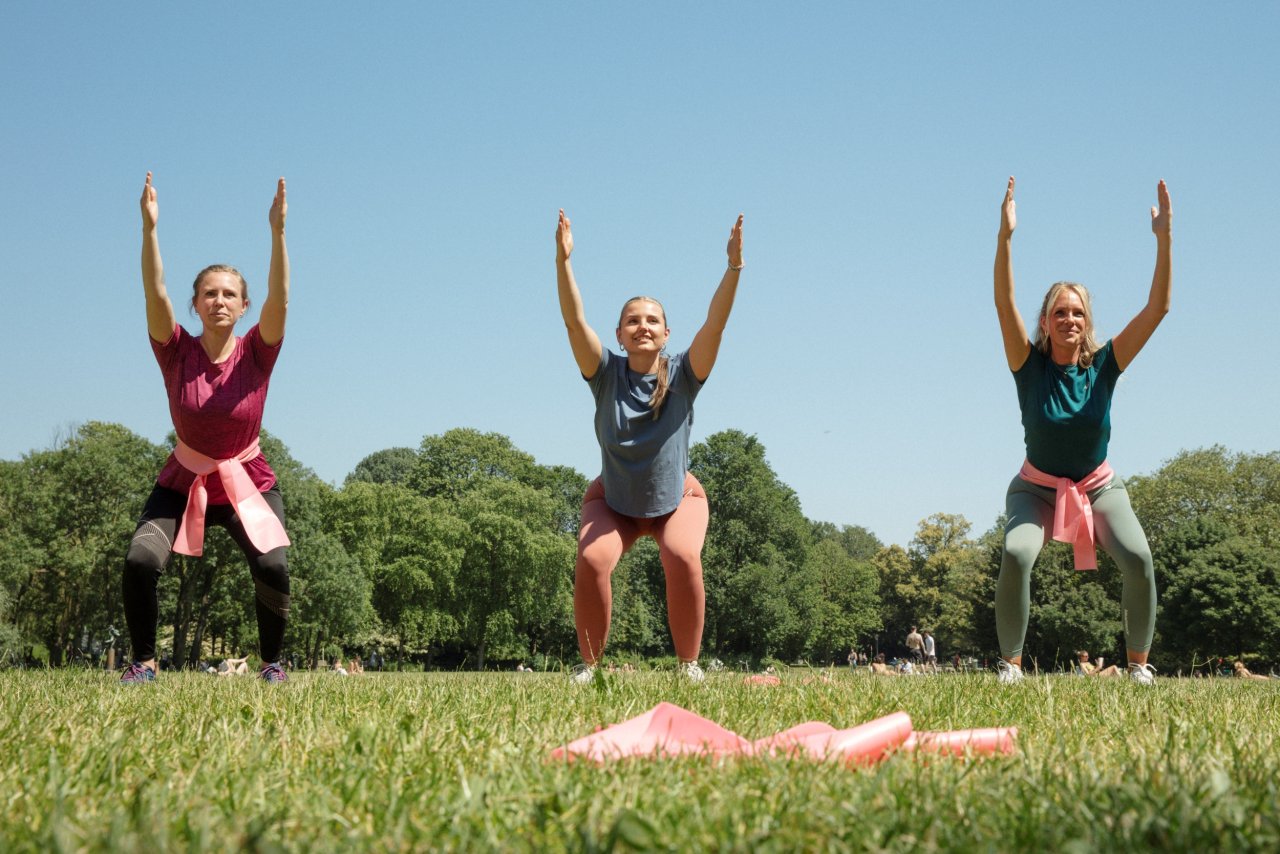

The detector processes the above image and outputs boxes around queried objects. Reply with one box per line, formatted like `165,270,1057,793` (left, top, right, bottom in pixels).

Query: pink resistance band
1018,459,1114,571
171,438,291,557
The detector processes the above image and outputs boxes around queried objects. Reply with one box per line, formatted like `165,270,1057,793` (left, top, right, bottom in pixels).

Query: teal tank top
1012,339,1122,481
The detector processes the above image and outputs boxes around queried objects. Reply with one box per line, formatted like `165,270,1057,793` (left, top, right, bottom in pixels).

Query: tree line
1,422,1276,673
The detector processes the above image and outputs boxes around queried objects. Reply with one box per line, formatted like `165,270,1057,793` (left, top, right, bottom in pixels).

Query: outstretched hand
556,209,573,260
1000,176,1016,237
727,214,744,267
140,172,159,229
269,178,287,234
1150,179,1171,238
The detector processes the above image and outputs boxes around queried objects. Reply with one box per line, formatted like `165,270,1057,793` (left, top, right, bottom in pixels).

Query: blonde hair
618,296,670,420
1035,281,1101,368
191,264,249,311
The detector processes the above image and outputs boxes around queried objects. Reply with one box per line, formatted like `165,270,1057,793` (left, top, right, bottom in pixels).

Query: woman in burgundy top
120,173,292,683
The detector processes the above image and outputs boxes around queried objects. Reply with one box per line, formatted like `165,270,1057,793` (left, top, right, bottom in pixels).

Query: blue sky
2,4,1277,548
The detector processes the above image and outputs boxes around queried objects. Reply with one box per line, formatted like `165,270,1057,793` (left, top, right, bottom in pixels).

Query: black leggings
122,484,291,664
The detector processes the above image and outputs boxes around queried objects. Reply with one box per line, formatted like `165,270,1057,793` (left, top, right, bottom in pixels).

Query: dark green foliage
1,427,1277,671
344,447,419,487
1,422,166,665
691,430,812,658
1158,517,1280,661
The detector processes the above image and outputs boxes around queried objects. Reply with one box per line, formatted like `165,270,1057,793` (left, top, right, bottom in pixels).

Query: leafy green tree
524,464,591,536
345,447,419,487
585,537,665,660
792,538,881,664
326,481,465,661
811,521,882,562
872,514,990,658
721,552,801,660
0,583,24,665
0,462,41,650
409,429,540,500
287,531,374,668
1157,516,1280,665
1127,447,1280,552
452,479,574,668
5,423,166,665
690,430,810,655
871,543,912,656
908,514,992,655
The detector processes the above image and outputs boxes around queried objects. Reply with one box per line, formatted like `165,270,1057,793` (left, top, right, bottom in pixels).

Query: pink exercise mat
552,704,1016,764
902,727,1018,756
549,702,752,762
752,713,913,765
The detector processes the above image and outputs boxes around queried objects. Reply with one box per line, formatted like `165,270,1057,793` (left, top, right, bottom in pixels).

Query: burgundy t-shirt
151,324,281,505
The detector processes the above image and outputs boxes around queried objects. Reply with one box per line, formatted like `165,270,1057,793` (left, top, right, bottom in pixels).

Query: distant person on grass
1233,661,1270,681
556,208,744,685
120,173,292,685
211,656,250,677
993,176,1171,686
1076,650,1120,678
905,626,924,667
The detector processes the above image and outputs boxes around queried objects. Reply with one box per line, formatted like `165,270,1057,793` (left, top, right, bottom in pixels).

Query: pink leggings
574,473,708,664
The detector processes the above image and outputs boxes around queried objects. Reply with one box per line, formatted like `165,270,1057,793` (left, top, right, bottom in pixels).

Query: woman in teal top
993,176,1172,685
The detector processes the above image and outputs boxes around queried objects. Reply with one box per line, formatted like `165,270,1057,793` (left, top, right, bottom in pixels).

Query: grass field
2,668,1278,852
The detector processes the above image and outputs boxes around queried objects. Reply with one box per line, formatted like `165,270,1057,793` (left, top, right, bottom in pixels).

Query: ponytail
651,354,670,420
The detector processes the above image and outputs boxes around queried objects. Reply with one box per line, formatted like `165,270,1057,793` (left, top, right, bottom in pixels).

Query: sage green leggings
996,475,1156,660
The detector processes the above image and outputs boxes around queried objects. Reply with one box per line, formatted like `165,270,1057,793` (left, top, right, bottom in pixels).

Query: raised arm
258,178,289,346
140,172,177,342
555,209,604,378
1111,180,1172,370
687,214,744,382
994,177,1031,371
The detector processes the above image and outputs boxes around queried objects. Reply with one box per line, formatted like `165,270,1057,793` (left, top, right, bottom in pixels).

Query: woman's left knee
662,552,703,581
252,547,290,590
1121,548,1155,580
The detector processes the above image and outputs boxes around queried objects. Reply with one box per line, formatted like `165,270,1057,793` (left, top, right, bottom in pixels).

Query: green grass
2,669,1278,852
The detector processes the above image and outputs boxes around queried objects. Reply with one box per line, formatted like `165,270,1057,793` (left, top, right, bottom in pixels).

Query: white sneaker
1128,663,1156,685
679,660,705,684
996,659,1024,684
570,664,595,685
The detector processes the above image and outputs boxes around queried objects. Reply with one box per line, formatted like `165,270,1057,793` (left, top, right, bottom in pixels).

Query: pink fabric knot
1018,459,1114,570
171,438,291,557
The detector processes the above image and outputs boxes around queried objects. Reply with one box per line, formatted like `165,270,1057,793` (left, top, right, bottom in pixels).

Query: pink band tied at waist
1018,459,1114,571
171,438,291,557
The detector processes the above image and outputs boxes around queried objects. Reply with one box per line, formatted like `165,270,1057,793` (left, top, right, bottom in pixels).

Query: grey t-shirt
588,349,704,517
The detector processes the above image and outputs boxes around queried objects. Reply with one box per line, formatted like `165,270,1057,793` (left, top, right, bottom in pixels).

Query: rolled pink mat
752,722,836,757
902,727,1018,756
550,702,752,763
756,713,913,764
744,674,781,687
827,712,915,766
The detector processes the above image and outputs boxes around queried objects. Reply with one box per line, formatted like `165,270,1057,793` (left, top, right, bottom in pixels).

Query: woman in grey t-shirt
555,209,744,683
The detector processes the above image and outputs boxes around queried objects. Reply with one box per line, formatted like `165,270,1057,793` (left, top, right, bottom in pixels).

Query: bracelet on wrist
728,261,744,271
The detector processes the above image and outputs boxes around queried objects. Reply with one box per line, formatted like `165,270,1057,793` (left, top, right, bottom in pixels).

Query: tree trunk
187,563,218,668
171,558,195,667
